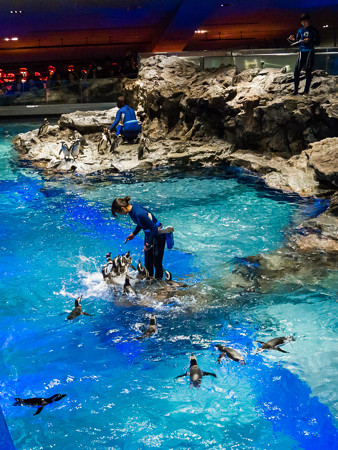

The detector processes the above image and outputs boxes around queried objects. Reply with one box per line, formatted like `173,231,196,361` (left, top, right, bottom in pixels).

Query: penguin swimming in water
137,314,157,340
38,118,49,138
59,142,71,161
13,394,67,415
67,296,92,320
175,353,217,388
70,139,81,160
123,275,136,296
215,344,246,365
256,336,295,353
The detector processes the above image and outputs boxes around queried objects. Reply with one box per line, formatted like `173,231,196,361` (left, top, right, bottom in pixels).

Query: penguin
59,142,71,161
121,251,136,270
175,353,217,388
98,128,111,154
70,139,81,160
256,336,295,353
67,296,92,320
215,344,246,365
102,253,116,279
110,133,122,153
137,314,156,340
37,118,49,138
13,394,67,415
137,259,149,280
123,275,136,296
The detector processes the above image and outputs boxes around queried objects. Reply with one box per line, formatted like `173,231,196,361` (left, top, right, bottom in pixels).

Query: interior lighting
195,30,207,34
323,24,329,28
11,37,18,41
4,38,10,41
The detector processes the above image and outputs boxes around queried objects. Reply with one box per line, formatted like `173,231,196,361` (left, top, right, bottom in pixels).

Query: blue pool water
0,121,337,449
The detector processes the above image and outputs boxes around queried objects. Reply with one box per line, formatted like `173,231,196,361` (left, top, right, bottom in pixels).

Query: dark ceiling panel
0,0,337,65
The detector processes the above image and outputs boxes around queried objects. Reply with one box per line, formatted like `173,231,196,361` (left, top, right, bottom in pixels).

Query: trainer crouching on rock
112,196,167,280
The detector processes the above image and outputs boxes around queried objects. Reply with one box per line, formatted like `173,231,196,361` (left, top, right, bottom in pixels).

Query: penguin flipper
274,347,288,353
217,353,225,364
202,371,217,378
174,372,188,380
34,406,45,415
130,264,137,271
82,312,93,316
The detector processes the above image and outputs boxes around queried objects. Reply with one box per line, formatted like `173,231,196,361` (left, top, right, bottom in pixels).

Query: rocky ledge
13,55,338,270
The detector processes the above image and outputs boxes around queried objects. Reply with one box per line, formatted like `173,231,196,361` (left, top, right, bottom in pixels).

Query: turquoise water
0,121,337,449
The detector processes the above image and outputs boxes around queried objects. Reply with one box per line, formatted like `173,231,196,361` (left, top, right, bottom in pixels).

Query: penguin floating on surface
215,344,246,365
255,336,295,353
38,118,49,138
175,353,217,388
137,314,157,340
14,394,67,415
67,296,92,320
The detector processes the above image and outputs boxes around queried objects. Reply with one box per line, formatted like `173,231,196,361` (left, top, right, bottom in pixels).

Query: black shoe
300,90,309,95
291,91,298,96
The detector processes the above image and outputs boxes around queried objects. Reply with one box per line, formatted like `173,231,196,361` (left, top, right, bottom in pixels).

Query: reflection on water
0,123,337,449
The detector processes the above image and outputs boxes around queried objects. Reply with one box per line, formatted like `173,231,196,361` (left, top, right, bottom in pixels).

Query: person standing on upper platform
288,13,320,95
109,96,141,141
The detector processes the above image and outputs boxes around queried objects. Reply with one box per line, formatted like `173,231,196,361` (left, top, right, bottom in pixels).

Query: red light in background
19,67,28,76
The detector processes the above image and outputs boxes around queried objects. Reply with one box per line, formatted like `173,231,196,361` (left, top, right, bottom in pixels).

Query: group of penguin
14,249,296,414
36,118,119,163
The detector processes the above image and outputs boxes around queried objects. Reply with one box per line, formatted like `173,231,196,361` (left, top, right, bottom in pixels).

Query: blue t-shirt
296,26,320,52
129,203,160,245
110,105,137,131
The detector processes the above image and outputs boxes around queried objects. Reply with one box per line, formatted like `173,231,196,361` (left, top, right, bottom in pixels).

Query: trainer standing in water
111,196,166,279
288,13,320,95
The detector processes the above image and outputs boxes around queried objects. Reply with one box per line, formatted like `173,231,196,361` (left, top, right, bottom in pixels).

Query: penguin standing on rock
59,142,71,161
70,139,81,160
98,128,112,154
175,353,217,388
13,394,67,415
137,314,157,340
38,118,49,138
137,259,149,280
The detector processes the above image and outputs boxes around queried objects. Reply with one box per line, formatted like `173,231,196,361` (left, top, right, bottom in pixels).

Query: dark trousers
144,234,166,279
294,50,315,93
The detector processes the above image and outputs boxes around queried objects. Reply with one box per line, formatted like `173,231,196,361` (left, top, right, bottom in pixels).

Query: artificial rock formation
13,55,338,277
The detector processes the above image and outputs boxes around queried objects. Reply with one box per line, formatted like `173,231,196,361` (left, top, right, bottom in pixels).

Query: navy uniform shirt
109,105,137,131
129,203,160,245
296,26,320,52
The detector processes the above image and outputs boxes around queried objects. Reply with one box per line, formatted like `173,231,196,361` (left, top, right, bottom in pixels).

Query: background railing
0,77,123,107
1,48,337,108
140,47,338,75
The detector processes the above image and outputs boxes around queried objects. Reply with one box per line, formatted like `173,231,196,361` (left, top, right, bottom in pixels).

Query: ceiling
0,0,337,66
